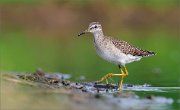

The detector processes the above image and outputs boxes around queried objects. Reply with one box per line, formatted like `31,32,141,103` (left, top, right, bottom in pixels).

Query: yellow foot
95,73,126,84
95,73,114,84
95,65,129,94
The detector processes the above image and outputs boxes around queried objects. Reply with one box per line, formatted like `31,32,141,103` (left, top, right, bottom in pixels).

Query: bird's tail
143,50,156,57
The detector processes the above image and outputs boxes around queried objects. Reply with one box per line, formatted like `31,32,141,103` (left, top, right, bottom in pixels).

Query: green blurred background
1,0,179,86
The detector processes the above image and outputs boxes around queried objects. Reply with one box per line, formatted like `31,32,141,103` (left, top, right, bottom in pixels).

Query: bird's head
78,22,102,36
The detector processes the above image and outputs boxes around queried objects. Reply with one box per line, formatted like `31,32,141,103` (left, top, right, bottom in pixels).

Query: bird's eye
94,25,97,28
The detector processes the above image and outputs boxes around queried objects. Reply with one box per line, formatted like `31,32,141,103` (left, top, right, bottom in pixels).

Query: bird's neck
93,31,104,41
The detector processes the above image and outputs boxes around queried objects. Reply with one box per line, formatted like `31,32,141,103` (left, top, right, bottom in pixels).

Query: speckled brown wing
110,37,156,57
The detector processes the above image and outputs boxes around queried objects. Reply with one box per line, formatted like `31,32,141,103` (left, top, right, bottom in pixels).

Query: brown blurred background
1,0,179,86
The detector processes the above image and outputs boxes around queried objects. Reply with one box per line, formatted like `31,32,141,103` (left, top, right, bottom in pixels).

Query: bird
78,22,156,93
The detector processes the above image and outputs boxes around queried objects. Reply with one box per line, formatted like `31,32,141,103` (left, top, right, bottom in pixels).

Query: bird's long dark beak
78,30,88,36
78,31,85,36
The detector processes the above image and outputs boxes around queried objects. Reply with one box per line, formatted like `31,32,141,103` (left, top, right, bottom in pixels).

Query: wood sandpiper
78,22,156,93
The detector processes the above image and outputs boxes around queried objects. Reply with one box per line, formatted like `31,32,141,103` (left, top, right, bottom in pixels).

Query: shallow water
124,86,180,110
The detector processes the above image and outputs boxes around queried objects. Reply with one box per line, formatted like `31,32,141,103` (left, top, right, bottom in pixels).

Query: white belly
94,42,142,66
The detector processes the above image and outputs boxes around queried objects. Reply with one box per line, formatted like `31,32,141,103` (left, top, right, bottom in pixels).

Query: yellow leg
96,73,113,83
119,75,124,93
96,73,125,84
96,65,129,93
119,65,128,93
119,68,126,93
124,66,128,76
